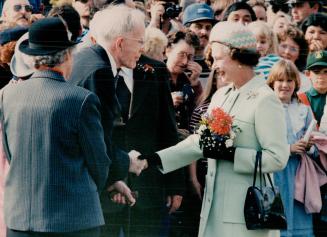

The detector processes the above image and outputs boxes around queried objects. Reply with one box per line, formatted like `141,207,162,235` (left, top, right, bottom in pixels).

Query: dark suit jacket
69,44,130,182
0,70,110,232
109,55,185,210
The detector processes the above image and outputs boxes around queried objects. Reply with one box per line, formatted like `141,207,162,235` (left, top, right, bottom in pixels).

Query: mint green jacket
158,76,289,237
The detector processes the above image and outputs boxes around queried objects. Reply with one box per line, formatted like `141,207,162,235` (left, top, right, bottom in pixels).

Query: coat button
210,172,213,177
208,198,211,203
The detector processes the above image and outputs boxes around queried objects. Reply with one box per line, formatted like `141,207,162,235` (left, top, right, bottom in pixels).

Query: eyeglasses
279,44,299,53
124,37,145,47
13,4,33,12
177,51,194,61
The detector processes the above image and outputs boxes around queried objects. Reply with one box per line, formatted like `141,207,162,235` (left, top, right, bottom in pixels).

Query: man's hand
29,14,44,24
107,181,136,206
166,195,183,214
187,61,202,86
129,150,148,175
190,178,202,200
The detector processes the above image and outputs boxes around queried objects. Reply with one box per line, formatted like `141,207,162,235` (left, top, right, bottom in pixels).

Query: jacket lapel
129,60,152,118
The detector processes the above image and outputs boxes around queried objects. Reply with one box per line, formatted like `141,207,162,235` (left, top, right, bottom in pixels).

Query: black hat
19,17,78,56
301,13,327,33
0,26,28,46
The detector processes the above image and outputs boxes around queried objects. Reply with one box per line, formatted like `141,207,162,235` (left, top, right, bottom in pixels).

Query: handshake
128,150,149,176
107,150,149,206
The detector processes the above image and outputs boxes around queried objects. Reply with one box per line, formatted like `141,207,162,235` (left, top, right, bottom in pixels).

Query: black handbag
244,152,287,230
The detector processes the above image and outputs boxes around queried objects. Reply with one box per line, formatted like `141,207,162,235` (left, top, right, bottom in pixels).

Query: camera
269,0,290,13
163,2,182,19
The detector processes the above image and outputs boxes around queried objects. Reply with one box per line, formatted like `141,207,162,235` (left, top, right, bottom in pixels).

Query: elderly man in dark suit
0,17,109,237
69,4,149,205
70,4,185,237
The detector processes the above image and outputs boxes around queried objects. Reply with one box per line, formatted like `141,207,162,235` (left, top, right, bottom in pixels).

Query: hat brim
10,53,35,78
19,39,78,56
306,62,327,70
184,17,217,26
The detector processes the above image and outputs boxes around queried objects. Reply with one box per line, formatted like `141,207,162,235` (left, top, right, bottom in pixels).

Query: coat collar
91,44,111,65
30,69,66,82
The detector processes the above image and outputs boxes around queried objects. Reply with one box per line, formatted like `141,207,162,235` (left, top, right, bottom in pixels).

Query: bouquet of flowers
197,107,241,158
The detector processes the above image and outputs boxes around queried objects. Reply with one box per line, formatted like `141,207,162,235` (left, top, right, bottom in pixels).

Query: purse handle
252,151,276,194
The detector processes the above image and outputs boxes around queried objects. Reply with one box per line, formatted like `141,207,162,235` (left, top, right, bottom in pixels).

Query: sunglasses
13,4,33,12
76,0,89,3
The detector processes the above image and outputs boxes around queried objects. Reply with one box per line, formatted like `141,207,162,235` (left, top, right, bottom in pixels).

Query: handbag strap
252,151,263,188
252,151,276,194
265,173,276,194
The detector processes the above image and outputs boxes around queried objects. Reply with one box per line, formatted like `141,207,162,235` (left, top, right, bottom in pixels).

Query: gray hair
26,48,71,69
90,4,145,47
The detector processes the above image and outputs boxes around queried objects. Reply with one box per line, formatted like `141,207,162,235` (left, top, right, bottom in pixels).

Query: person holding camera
183,3,216,86
166,30,203,131
148,0,183,35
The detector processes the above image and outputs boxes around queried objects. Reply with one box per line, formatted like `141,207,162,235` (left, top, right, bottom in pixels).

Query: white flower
246,91,259,100
225,139,233,148
197,124,207,135
230,130,236,139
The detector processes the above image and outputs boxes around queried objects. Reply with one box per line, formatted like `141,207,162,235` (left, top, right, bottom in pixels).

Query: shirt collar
308,87,320,97
120,67,134,92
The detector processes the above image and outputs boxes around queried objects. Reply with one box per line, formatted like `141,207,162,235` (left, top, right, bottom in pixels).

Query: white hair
2,0,30,15
90,4,145,48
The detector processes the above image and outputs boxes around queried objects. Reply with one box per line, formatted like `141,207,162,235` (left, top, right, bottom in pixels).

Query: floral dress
274,99,314,237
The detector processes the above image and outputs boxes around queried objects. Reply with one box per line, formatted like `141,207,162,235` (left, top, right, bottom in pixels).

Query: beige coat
158,76,290,237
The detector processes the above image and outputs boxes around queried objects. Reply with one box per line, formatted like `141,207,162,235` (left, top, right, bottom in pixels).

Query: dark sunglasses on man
76,0,89,3
13,4,33,12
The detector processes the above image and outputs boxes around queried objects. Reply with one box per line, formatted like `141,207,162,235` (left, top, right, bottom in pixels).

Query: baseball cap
183,3,215,26
306,50,327,70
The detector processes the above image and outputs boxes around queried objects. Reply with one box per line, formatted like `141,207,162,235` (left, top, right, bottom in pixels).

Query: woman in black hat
2,17,110,237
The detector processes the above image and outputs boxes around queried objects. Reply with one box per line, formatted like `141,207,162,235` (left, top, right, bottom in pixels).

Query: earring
238,64,243,69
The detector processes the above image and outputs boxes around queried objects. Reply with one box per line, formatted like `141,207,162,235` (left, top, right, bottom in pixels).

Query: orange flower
208,108,233,136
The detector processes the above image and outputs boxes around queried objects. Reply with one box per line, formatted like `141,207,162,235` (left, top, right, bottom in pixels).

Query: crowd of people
0,0,327,237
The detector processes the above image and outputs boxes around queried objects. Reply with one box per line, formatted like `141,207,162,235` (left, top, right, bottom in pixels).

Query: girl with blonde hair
248,20,278,57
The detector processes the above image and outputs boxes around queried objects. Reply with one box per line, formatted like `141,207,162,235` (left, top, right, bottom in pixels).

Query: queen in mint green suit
155,22,290,237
